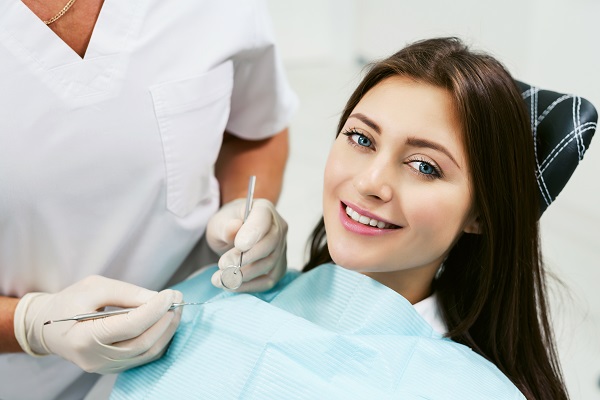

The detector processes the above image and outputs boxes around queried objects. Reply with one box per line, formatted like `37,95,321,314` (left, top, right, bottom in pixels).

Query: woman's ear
463,215,481,234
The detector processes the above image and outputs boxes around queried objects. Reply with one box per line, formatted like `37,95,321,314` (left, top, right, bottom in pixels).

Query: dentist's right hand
13,275,183,374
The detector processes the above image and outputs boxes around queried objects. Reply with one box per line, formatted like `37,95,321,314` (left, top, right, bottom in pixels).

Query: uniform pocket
151,61,233,217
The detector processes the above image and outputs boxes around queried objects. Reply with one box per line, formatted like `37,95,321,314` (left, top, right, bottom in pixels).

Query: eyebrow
406,137,460,169
348,113,460,169
348,113,381,134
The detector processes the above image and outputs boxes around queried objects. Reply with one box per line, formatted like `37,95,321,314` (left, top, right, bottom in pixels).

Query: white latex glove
206,198,288,292
13,275,183,374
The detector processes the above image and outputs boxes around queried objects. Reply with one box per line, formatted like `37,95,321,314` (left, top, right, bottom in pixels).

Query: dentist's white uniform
0,0,297,398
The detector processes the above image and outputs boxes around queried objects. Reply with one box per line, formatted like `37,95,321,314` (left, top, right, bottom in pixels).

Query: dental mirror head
220,266,243,290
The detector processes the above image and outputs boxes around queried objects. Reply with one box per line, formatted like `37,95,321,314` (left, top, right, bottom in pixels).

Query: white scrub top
0,0,297,398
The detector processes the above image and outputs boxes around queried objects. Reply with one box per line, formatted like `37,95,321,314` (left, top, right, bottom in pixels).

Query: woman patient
111,37,568,399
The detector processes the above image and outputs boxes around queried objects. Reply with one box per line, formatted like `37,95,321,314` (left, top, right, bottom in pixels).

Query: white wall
268,1,600,398
354,0,535,76
267,0,357,67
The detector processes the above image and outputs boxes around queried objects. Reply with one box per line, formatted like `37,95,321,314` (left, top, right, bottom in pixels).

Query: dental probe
42,302,205,325
219,175,256,290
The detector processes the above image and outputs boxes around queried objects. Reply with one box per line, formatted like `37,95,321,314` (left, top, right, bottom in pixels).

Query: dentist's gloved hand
206,198,288,292
13,275,183,374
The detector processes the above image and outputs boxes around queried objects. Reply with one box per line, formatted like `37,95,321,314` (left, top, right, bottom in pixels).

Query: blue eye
356,135,371,147
341,129,374,149
418,162,435,175
407,159,442,179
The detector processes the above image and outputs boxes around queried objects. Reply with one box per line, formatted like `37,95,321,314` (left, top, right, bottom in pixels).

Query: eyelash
341,128,373,150
406,156,443,180
341,128,443,180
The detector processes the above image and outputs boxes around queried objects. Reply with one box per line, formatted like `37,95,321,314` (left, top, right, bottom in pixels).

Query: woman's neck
362,263,440,304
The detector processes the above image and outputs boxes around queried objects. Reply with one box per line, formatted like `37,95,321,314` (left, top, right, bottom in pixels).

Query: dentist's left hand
206,198,288,292
14,276,183,374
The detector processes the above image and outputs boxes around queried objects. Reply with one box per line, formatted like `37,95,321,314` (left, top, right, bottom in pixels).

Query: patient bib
111,264,524,399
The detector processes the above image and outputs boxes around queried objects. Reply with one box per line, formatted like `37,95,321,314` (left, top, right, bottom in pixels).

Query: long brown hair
303,37,567,399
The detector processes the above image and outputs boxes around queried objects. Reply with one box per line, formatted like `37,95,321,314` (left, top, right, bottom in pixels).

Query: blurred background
266,1,600,399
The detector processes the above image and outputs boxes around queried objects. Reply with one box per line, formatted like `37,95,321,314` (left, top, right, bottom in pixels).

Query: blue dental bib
111,264,523,399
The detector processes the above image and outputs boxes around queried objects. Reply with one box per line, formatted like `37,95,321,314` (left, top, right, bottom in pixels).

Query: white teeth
345,206,391,229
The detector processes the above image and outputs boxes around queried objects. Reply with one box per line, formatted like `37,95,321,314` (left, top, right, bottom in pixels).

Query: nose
353,159,394,202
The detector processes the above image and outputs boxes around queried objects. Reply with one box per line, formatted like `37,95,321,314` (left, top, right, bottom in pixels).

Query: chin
328,246,373,273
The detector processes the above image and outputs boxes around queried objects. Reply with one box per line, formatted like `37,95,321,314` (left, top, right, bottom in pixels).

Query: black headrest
517,81,597,215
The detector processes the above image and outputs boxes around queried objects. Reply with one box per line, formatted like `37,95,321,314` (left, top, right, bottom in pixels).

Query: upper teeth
346,206,390,229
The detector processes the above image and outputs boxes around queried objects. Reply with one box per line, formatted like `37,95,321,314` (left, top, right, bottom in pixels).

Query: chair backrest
516,81,598,215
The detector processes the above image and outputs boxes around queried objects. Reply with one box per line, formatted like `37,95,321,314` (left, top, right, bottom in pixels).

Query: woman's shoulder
402,336,525,399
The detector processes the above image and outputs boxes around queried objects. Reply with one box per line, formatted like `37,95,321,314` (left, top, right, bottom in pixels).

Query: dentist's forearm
215,128,289,204
0,296,22,353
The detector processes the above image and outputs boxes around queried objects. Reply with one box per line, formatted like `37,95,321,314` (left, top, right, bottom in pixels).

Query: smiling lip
339,202,401,236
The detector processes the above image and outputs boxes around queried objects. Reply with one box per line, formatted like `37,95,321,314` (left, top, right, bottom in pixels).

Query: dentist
0,0,297,399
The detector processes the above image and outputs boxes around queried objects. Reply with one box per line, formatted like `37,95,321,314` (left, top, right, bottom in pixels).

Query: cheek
323,157,336,191
323,148,341,221
405,188,472,241
409,205,447,235
323,144,351,196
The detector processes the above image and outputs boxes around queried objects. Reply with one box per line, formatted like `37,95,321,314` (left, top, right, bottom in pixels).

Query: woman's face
323,76,479,299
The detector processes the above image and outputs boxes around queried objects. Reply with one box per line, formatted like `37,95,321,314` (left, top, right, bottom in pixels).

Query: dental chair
516,81,597,214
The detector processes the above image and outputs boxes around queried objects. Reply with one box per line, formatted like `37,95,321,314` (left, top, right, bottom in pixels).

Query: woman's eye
352,133,372,147
408,160,441,178
418,162,435,175
340,129,373,149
